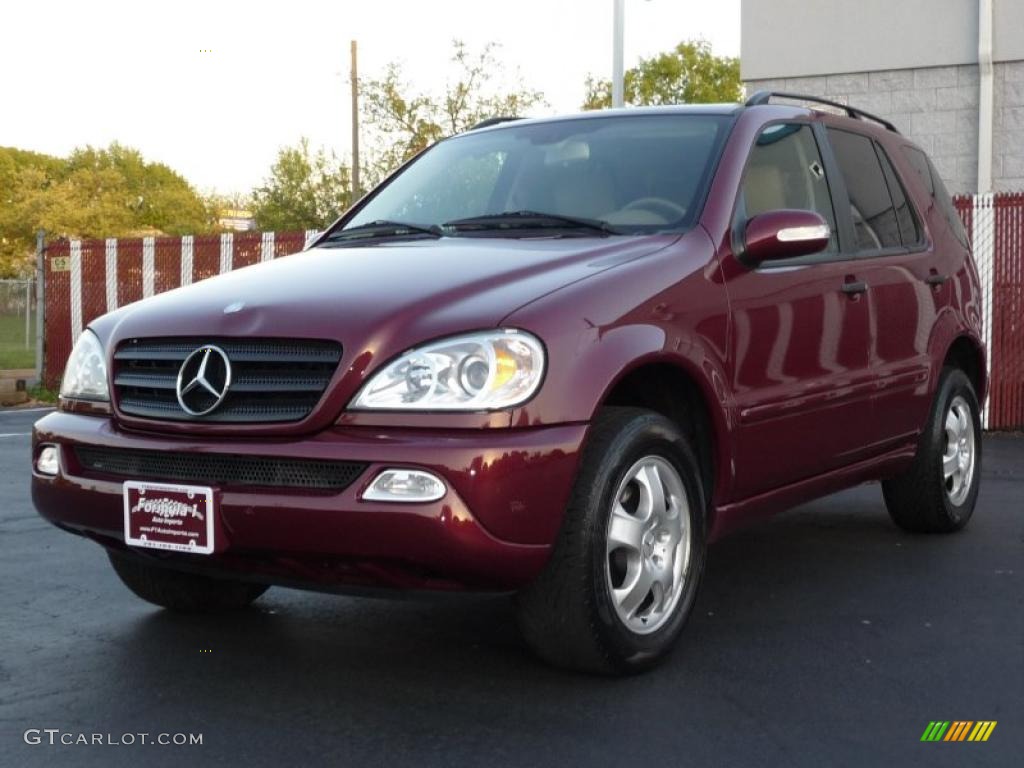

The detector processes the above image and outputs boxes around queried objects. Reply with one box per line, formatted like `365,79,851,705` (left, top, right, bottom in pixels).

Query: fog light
36,445,59,476
362,469,446,503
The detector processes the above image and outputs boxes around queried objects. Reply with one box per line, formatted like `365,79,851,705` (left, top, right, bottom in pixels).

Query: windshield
342,114,732,236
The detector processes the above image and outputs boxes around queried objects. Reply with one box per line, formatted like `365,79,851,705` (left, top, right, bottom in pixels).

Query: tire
882,367,982,533
517,407,707,674
108,551,268,612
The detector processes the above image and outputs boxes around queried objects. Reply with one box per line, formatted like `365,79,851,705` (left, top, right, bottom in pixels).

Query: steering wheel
622,197,687,223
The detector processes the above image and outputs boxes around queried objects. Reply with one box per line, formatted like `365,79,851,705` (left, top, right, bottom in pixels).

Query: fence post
34,230,45,386
24,279,30,348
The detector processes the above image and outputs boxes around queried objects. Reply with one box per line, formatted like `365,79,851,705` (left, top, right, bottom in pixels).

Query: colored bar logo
921,721,997,742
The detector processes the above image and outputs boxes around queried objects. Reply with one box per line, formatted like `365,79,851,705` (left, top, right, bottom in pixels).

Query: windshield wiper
443,210,619,236
323,219,443,243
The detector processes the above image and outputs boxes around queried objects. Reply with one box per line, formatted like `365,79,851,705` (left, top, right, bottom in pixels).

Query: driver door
724,122,875,499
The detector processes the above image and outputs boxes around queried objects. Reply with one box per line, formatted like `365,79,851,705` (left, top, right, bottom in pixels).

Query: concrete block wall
996,61,1024,190
746,61,1024,194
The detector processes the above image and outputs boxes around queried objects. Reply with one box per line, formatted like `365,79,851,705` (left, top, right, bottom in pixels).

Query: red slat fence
958,192,1024,431
42,231,313,392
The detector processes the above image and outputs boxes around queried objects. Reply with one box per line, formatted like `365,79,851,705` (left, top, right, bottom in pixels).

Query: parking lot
0,406,1020,767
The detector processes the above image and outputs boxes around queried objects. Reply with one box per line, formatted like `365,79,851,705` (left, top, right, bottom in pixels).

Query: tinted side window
827,128,901,251
903,147,934,195
902,145,970,248
876,145,921,246
738,123,838,252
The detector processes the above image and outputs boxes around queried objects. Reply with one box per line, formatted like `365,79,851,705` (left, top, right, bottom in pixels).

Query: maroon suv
32,93,986,673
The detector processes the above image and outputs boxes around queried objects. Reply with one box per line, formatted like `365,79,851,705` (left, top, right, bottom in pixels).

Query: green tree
53,143,212,237
0,143,213,277
203,189,253,217
361,40,545,177
250,138,352,231
583,40,742,110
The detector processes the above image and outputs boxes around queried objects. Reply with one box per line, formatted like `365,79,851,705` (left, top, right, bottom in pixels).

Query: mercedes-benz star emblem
176,345,233,416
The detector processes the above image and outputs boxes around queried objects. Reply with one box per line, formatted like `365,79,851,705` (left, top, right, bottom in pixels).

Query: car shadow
103,484,938,688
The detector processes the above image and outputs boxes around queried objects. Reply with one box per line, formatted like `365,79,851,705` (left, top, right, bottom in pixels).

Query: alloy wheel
605,456,692,634
942,395,976,506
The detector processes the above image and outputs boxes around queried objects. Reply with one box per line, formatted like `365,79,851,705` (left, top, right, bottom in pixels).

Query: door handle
925,273,947,286
841,280,868,296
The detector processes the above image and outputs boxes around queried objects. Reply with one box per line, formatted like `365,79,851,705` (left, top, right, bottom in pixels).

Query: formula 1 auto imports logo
130,496,205,521
920,721,997,742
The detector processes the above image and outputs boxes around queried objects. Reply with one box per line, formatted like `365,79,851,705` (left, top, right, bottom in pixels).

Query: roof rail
745,91,900,134
469,116,526,131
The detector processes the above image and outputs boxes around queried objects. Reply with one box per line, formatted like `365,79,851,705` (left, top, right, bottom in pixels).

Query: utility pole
612,0,625,107
350,40,361,200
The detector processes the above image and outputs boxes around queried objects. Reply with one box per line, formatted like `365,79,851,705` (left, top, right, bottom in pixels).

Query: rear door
824,128,937,449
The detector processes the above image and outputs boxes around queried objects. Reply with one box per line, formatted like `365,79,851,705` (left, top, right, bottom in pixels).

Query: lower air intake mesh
75,445,366,491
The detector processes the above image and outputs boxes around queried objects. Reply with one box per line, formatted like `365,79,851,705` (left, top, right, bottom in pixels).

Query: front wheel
882,367,982,533
517,407,707,674
108,551,268,612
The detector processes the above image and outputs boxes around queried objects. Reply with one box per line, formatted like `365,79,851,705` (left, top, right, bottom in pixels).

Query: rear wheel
108,551,268,612
517,407,707,674
882,368,981,533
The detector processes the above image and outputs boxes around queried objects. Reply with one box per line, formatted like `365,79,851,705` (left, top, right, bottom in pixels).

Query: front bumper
32,412,587,591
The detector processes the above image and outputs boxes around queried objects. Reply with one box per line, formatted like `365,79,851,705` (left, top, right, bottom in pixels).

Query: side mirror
742,209,831,265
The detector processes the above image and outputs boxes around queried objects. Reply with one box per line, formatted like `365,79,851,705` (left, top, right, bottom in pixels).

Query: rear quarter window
876,145,921,246
902,146,970,248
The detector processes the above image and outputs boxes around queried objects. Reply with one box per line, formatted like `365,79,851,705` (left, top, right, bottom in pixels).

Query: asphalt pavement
1,406,1020,767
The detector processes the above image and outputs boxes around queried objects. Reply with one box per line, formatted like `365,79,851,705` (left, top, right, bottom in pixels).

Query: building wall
742,0,1024,81
746,60,1024,194
741,0,1024,193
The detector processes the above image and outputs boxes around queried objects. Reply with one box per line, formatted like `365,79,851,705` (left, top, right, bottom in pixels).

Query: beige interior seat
744,162,787,217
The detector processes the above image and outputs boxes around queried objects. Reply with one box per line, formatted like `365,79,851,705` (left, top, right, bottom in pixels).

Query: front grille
75,445,366,491
113,338,342,423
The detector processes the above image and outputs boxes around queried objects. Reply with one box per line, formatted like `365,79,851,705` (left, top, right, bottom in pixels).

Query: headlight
351,330,545,411
60,330,109,401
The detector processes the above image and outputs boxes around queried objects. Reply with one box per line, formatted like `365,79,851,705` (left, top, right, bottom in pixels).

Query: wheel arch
597,355,729,515
942,334,987,406
924,305,988,409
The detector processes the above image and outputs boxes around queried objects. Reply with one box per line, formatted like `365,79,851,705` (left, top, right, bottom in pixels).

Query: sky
0,0,740,196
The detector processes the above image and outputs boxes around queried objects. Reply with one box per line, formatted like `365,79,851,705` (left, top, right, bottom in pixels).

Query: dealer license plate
123,481,215,555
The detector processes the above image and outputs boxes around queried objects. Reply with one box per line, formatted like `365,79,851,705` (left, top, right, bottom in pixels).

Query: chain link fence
957,192,1024,431
0,278,37,373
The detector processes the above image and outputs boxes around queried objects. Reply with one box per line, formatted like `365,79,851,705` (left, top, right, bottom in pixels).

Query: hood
91,234,678,435
97,235,677,354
